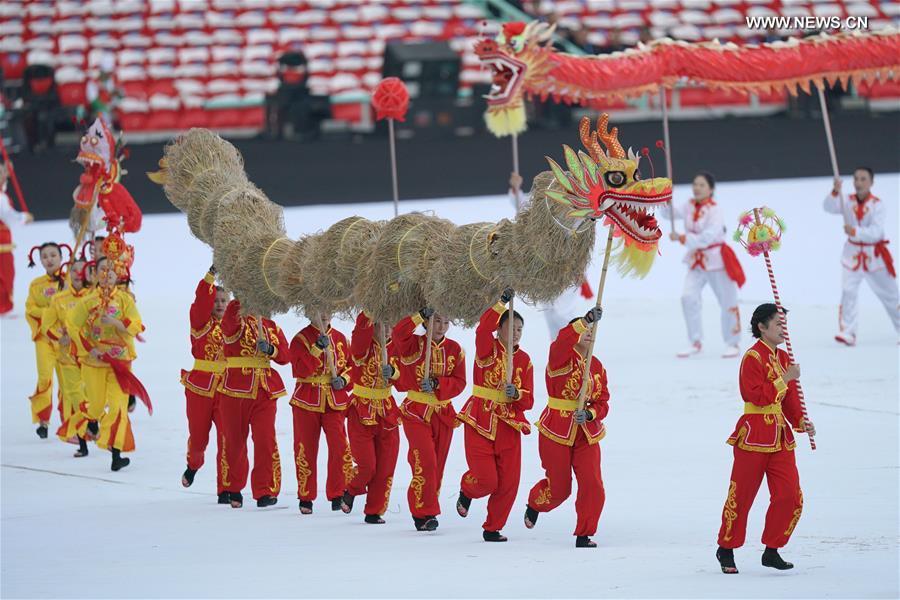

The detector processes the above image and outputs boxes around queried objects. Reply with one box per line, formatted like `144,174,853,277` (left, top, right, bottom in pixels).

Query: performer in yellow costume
41,259,92,456
69,256,145,471
24,242,67,437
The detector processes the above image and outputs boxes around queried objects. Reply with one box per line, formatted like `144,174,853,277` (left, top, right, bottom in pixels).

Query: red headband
27,243,72,268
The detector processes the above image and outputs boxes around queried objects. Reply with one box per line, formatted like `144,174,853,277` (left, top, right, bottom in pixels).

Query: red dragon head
545,115,672,277
475,21,554,137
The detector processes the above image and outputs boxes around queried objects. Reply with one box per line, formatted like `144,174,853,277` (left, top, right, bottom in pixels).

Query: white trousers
682,268,740,346
540,284,581,338
839,267,900,337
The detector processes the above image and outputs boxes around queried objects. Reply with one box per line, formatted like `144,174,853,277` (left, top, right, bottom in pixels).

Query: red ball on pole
372,77,410,122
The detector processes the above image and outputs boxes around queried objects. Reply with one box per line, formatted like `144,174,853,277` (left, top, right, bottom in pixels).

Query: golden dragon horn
596,113,626,159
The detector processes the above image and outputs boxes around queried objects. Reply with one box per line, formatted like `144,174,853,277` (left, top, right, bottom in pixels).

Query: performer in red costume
340,312,402,524
180,266,230,504
524,308,609,548
289,315,354,514
0,163,33,316
392,308,466,531
716,303,815,574
456,289,533,542
218,299,289,509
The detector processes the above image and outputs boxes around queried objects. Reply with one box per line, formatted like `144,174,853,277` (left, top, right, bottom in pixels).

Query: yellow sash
407,391,451,407
193,359,225,373
743,402,782,415
472,385,514,404
353,385,392,400
547,396,579,412
226,357,271,369
297,375,331,385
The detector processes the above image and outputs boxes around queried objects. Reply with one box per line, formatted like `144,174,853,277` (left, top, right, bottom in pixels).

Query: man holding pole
392,308,466,532
523,308,608,549
824,168,899,346
289,315,353,514
456,289,533,542
716,303,815,574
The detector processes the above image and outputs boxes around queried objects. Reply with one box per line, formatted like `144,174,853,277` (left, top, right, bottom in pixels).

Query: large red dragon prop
476,22,900,136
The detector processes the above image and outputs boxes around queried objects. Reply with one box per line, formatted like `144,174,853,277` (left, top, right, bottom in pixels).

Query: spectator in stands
84,56,122,128
266,50,330,142
638,26,654,45
598,29,628,55
568,27,598,55
21,64,59,153
763,28,783,44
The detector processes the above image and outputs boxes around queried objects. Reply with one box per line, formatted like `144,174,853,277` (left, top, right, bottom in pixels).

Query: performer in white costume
823,167,899,346
663,172,745,358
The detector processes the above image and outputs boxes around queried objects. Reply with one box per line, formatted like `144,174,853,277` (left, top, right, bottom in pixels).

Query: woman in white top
663,172,745,358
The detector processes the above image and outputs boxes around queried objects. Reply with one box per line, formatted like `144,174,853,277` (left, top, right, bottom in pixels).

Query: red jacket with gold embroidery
348,312,400,428
538,319,609,446
457,302,533,440
289,323,350,412
392,312,466,427
218,299,289,399
727,339,804,453
180,272,225,398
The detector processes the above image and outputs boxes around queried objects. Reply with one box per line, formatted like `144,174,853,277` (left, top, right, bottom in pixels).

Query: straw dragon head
545,115,672,276
474,21,554,137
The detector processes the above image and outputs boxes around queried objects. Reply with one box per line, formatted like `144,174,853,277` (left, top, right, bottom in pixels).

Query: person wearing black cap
715,303,815,574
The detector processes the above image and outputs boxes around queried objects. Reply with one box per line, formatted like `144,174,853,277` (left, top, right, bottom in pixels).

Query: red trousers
292,407,354,502
460,422,522,532
346,416,400,516
403,416,454,518
0,224,13,315
185,389,224,494
218,390,280,501
527,429,605,537
717,446,803,549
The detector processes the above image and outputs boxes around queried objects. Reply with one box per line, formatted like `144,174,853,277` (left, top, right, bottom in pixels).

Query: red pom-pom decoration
372,77,410,122
641,147,650,156
502,21,526,38
655,140,665,149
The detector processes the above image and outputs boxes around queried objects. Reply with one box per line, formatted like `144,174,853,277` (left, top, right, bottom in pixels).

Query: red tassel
580,278,594,299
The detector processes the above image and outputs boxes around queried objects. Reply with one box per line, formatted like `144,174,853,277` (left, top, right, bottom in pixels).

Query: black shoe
182,467,197,488
761,547,793,570
257,495,278,508
717,547,739,574
74,437,88,458
414,516,439,531
456,491,471,517
217,492,231,505
575,536,597,548
483,530,508,542
524,505,539,529
330,497,342,511
230,492,243,508
35,424,48,439
298,500,313,514
110,449,130,472
86,421,99,438
128,395,136,413
364,514,385,524
340,491,354,514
